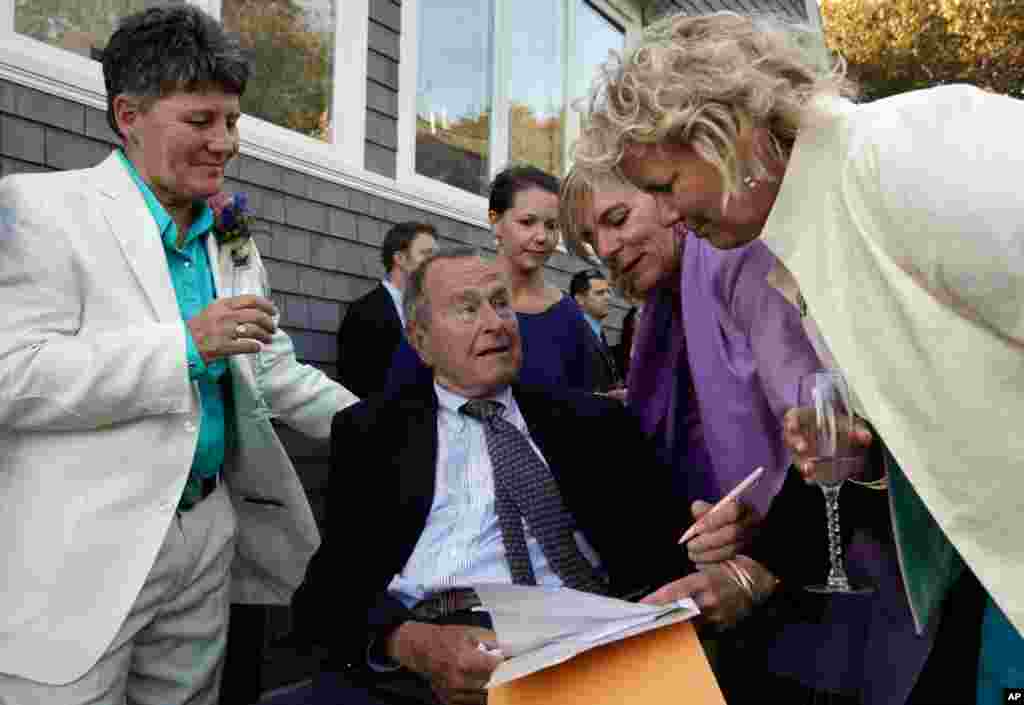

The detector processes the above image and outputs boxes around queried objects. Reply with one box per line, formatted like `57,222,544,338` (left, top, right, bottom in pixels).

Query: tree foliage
822,0,1024,100
14,0,148,57
222,0,333,140
15,0,334,140
415,103,564,195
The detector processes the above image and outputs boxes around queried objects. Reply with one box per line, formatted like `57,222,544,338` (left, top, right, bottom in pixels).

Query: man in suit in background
336,222,438,398
570,268,621,393
0,5,359,704
274,248,756,705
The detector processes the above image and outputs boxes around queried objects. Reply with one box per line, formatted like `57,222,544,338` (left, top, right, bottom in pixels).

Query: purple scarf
627,232,817,516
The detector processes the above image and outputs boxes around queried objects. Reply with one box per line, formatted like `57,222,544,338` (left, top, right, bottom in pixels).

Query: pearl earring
742,175,759,190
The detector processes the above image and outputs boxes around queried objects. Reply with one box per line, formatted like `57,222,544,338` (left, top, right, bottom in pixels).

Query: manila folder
488,620,725,705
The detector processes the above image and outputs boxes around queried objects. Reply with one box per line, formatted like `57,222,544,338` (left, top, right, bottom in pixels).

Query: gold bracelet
722,560,755,603
733,557,780,605
730,559,760,601
849,475,889,490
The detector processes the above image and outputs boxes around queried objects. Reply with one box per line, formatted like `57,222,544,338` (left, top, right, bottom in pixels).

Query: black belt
177,474,220,513
411,589,482,620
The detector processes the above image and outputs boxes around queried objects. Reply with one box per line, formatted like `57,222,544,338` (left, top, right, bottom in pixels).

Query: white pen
678,466,764,544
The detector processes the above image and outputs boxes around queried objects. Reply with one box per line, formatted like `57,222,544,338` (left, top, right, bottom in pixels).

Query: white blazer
0,153,357,684
760,85,1024,636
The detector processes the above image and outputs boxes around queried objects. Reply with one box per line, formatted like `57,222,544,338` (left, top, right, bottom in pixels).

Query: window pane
14,0,150,60
507,0,564,178
575,1,625,105
223,0,336,142
415,0,493,197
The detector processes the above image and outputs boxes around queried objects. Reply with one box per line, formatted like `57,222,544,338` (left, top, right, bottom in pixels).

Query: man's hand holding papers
386,623,503,705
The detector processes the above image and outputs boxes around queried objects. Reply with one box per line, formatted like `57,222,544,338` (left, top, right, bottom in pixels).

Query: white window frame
0,0,642,229
0,0,476,227
395,0,642,219
0,0,366,162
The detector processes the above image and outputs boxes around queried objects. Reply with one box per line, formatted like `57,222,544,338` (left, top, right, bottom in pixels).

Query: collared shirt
118,152,226,503
381,278,406,328
583,312,603,341
387,384,566,608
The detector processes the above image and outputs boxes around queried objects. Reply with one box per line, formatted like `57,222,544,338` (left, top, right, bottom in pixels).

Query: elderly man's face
410,257,522,399
116,89,240,205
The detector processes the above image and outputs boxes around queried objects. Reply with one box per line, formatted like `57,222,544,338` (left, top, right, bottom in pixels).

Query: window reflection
15,0,150,60
575,0,625,105
413,0,625,193
507,0,564,179
222,0,336,142
414,0,494,196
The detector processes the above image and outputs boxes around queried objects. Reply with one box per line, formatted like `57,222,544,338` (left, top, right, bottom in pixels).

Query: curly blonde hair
573,11,855,199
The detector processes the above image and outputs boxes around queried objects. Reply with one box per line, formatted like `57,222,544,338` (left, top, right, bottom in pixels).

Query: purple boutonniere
208,191,255,267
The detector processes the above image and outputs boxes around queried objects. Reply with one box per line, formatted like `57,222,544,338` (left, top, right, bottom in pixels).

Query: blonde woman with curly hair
575,10,1023,704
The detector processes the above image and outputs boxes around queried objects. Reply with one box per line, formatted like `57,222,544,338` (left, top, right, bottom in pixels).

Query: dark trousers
221,605,268,705
262,611,492,705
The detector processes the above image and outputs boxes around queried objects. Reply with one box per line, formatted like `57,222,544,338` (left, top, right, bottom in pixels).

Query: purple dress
385,295,597,393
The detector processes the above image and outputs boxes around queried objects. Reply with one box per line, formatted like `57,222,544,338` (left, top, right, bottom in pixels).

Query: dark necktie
460,399,607,595
597,329,621,386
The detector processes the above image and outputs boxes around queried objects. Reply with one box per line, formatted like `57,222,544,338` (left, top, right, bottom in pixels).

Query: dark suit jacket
582,325,620,393
336,284,404,399
323,379,692,673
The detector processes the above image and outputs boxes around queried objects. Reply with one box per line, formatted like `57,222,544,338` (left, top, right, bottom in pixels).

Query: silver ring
235,323,247,339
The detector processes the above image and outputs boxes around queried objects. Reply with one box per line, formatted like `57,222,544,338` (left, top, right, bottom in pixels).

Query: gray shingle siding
367,51,399,89
365,12,401,178
652,0,808,21
365,130,398,178
369,0,402,32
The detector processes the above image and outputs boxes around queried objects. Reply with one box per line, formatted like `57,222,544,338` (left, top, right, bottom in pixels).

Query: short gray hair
403,245,482,327
103,4,250,140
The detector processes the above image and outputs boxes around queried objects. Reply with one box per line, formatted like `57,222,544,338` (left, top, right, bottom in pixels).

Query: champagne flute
799,370,873,595
230,249,280,339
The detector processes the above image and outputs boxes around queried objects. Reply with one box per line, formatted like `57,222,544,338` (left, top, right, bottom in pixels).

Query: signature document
474,584,699,688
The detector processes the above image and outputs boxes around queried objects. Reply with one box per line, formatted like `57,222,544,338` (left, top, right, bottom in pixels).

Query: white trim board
0,15,490,228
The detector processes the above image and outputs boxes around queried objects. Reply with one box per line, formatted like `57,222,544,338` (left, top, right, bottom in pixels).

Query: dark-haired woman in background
385,165,597,393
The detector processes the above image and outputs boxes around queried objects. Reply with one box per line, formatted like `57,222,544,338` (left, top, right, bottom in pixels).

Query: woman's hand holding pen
643,467,774,627
684,499,759,565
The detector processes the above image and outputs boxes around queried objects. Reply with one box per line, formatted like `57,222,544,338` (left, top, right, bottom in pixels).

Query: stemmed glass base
804,480,874,595
806,583,875,595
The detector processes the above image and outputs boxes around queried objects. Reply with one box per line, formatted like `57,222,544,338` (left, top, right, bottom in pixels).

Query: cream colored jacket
0,153,357,684
761,85,1024,635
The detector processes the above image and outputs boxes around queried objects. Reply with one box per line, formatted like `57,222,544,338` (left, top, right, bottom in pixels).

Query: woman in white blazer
0,6,356,704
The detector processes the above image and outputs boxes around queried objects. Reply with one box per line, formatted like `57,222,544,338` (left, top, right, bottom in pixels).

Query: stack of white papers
473,583,700,688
